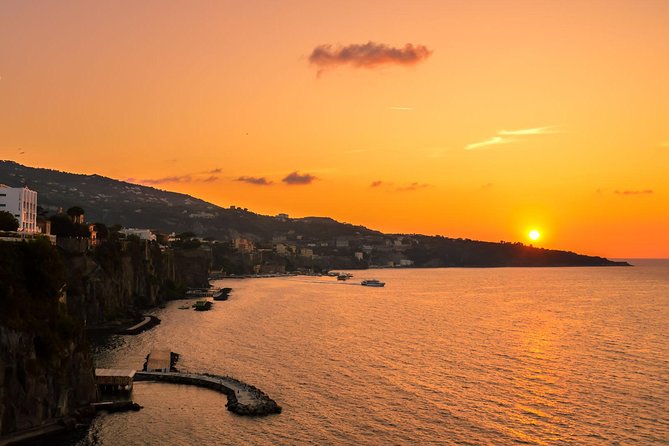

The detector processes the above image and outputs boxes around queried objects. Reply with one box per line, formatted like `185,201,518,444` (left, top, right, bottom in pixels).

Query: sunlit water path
74,262,668,445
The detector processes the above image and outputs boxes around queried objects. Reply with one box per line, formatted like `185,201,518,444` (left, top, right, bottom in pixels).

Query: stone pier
134,371,281,416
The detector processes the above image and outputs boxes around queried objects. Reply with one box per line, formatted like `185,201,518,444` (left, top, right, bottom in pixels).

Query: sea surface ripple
77,262,669,445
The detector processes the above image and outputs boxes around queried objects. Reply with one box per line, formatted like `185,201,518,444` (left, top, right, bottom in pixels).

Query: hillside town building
0,185,38,233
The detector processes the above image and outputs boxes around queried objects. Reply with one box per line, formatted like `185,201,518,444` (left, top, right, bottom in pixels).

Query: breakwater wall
134,371,281,416
119,316,161,335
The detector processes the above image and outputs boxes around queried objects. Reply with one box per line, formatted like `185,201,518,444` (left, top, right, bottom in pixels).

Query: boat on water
186,288,212,297
212,288,232,301
193,300,212,311
337,274,348,281
361,279,385,287
178,304,191,310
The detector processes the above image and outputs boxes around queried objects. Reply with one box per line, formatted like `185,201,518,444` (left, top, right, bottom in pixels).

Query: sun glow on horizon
1,1,668,258
529,230,541,241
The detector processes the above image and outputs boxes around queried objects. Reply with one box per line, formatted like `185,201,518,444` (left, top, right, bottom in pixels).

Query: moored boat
361,279,385,287
193,299,213,311
213,288,232,301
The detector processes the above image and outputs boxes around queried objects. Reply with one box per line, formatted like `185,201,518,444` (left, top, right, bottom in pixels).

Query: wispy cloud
465,136,515,150
282,171,317,185
370,180,430,192
206,168,223,174
309,41,432,74
465,125,560,150
498,126,560,136
614,189,653,195
138,175,193,185
396,182,431,191
131,171,221,185
390,106,413,111
236,176,273,186
660,141,669,147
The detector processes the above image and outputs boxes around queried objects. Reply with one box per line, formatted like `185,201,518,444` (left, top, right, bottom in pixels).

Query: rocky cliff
62,239,210,326
63,239,172,326
0,239,97,436
0,326,96,435
0,237,211,437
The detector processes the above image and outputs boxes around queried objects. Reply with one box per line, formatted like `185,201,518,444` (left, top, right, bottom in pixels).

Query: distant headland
0,160,629,270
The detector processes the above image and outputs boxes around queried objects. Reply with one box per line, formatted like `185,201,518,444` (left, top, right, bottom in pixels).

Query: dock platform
95,368,136,392
144,349,173,372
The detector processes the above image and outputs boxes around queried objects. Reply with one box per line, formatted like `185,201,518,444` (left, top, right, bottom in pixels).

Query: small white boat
361,279,385,287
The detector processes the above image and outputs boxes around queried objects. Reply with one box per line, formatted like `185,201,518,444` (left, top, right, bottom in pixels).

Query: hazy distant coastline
1,160,627,269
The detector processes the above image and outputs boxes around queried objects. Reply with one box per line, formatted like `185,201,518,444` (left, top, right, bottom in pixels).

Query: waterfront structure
146,349,172,372
95,368,136,392
0,184,37,233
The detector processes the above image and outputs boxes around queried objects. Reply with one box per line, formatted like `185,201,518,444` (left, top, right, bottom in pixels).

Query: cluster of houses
1,185,418,271
229,232,417,272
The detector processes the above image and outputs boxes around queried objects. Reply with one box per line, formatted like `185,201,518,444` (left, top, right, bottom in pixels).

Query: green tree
0,211,19,231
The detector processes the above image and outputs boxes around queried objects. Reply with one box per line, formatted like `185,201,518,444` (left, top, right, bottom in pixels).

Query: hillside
0,160,628,267
0,160,379,241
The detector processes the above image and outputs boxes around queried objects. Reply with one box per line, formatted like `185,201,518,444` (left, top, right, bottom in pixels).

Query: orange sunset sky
1,1,668,258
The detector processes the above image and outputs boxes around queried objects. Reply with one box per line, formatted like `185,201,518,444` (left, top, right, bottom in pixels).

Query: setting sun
529,230,541,241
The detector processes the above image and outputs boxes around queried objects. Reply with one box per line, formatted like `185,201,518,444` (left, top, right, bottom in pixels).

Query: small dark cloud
236,176,273,186
309,41,432,73
207,168,223,174
136,172,221,185
396,182,431,192
614,189,653,195
481,183,494,189
140,175,193,185
282,171,317,185
372,180,430,191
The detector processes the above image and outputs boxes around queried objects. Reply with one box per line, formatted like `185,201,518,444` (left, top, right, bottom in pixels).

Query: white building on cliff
0,184,38,233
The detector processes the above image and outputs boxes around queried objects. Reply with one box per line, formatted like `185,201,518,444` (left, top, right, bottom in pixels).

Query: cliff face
63,240,174,325
62,240,210,326
0,327,96,435
0,238,212,435
173,247,211,289
0,240,97,436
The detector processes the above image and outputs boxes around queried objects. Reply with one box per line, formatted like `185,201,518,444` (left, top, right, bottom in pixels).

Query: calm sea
73,262,668,445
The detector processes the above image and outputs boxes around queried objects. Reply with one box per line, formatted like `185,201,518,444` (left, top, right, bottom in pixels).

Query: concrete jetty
134,371,281,416
119,315,161,335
